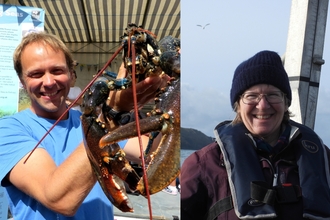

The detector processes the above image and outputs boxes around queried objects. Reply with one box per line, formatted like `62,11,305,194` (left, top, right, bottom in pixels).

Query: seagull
197,23,210,29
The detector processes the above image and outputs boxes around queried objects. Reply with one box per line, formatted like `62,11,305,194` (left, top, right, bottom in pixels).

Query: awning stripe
19,0,180,52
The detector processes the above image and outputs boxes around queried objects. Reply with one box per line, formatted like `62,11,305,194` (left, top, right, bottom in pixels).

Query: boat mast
284,0,329,129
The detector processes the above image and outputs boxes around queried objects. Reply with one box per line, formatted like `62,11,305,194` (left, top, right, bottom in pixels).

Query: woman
181,50,330,220
66,70,82,112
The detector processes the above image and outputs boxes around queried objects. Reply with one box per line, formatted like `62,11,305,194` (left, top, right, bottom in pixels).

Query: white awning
11,0,180,54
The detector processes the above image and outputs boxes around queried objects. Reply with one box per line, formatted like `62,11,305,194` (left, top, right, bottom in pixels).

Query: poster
0,4,45,219
0,187,8,220
0,4,44,116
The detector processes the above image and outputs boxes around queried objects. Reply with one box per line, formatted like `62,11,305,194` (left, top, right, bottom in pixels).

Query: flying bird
197,23,210,29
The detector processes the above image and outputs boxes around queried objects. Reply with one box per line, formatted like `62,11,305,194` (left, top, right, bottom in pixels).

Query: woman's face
70,73,76,87
238,84,288,143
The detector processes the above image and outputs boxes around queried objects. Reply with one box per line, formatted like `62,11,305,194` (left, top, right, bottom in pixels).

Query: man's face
20,42,72,119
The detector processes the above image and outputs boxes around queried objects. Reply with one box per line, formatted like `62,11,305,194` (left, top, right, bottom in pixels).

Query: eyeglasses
241,91,285,105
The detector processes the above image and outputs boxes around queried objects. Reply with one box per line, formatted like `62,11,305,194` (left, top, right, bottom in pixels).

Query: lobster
80,23,180,215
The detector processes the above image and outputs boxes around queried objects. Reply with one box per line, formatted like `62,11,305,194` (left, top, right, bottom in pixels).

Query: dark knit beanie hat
230,50,292,108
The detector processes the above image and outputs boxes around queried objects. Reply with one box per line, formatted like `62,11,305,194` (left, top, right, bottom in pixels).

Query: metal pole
284,0,328,129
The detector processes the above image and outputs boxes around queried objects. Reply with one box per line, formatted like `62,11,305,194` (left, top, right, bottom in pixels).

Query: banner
0,4,45,116
0,4,45,219
0,187,8,220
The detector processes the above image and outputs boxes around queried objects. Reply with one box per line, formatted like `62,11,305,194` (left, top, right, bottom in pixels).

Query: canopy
16,0,180,55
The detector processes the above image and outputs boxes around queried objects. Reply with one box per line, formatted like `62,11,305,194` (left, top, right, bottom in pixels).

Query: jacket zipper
260,158,278,186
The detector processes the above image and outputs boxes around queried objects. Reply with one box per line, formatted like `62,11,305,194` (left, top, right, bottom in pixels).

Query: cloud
181,82,235,137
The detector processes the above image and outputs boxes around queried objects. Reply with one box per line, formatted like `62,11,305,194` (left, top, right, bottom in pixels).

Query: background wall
72,52,123,89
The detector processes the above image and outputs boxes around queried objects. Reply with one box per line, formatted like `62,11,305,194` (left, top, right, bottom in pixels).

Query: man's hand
107,63,169,112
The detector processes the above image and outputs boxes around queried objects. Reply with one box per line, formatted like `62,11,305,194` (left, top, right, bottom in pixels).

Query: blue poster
0,187,8,220
0,4,45,219
0,4,44,117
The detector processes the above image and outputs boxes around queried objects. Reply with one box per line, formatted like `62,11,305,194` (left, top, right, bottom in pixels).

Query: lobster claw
100,143,140,192
99,79,181,196
82,105,139,212
159,35,180,78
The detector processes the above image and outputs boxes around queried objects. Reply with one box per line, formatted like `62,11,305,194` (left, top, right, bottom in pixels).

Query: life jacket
210,120,330,219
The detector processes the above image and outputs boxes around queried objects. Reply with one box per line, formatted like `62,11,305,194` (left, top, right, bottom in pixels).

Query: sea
180,149,196,166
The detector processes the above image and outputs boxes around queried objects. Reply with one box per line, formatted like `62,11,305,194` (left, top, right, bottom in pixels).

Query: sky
181,1,330,146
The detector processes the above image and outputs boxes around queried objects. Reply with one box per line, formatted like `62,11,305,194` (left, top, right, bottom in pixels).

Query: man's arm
8,142,96,216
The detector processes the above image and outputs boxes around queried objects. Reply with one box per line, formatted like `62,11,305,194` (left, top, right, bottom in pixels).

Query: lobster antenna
23,45,124,164
131,41,153,219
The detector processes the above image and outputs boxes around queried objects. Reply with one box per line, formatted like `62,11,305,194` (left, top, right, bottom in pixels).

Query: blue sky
181,1,330,146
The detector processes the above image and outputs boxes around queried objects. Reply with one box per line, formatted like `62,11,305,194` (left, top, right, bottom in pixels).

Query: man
0,32,167,219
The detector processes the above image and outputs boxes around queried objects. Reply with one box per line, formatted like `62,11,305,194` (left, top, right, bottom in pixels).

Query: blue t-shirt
0,109,127,220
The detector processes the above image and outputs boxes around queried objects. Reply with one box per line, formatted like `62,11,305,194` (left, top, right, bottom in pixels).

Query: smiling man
0,32,167,220
19,40,72,118
181,50,330,220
